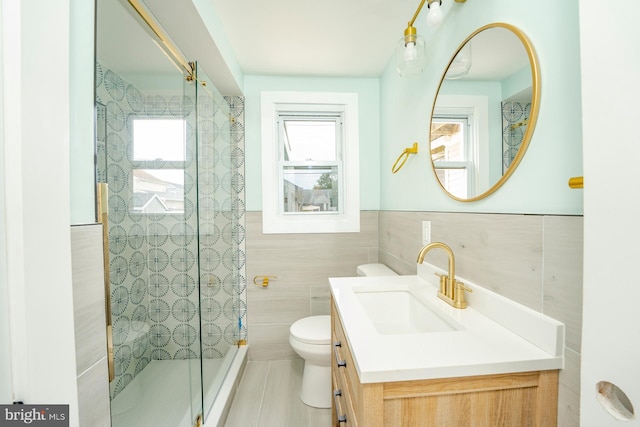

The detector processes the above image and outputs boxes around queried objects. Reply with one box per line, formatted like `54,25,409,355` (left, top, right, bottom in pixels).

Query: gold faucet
416,242,472,309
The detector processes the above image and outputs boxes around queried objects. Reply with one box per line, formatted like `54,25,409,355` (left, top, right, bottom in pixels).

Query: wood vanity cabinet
331,300,559,427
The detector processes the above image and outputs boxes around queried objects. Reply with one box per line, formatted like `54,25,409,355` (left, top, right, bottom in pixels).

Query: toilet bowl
289,263,397,408
289,315,331,408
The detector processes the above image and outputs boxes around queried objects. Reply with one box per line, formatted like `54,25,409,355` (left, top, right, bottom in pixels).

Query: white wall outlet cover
422,221,431,244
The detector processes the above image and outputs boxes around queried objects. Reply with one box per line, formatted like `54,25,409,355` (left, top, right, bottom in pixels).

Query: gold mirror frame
429,23,540,202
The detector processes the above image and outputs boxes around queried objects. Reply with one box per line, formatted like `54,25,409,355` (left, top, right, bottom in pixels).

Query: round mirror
429,23,540,201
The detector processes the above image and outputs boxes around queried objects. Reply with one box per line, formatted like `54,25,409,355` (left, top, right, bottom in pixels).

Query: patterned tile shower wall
95,63,246,398
502,101,531,171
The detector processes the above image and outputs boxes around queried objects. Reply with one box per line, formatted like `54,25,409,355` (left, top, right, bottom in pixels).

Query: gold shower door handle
97,182,114,382
106,325,114,381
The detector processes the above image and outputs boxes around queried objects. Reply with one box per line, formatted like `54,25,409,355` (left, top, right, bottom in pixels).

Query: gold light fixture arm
408,0,428,28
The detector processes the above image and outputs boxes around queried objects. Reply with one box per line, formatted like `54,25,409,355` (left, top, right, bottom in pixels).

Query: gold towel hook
391,142,419,174
253,275,277,288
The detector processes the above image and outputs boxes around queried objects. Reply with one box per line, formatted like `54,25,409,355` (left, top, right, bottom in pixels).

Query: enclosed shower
95,0,247,425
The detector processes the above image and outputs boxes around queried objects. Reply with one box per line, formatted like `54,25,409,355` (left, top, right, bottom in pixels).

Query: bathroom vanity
329,272,564,427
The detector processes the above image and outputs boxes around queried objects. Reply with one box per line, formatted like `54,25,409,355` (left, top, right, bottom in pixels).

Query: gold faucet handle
456,282,473,294
434,273,448,295
453,281,473,308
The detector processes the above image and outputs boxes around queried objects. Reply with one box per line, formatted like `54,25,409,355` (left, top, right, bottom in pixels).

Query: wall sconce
426,0,444,27
445,42,472,79
396,0,467,78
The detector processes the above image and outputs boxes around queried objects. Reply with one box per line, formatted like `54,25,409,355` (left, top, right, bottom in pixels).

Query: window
431,95,489,199
132,118,185,161
279,115,342,214
431,115,472,199
261,92,359,233
131,117,186,214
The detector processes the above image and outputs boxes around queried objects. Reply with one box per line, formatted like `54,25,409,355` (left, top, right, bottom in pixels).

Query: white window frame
432,114,474,197
261,91,360,234
278,112,343,215
432,95,489,196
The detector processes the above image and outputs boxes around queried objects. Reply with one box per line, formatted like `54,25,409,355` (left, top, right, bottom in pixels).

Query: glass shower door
96,0,204,423
96,3,246,425
193,64,244,418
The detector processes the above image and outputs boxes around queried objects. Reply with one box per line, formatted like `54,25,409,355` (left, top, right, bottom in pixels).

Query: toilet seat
290,315,330,345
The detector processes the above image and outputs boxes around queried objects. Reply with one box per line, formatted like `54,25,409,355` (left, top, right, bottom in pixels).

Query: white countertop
329,271,564,384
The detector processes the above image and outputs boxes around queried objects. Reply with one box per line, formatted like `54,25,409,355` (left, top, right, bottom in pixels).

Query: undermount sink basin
354,289,460,335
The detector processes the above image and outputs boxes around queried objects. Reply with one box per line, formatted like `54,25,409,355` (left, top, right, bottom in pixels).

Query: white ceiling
96,0,180,78
97,0,421,92
209,0,419,77
96,0,531,93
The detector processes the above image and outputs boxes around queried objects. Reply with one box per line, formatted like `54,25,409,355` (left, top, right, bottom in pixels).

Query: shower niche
95,0,247,425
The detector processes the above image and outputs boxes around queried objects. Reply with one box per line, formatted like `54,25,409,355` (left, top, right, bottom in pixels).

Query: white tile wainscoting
70,224,111,426
378,213,583,350
379,211,582,427
244,211,379,361
244,210,582,427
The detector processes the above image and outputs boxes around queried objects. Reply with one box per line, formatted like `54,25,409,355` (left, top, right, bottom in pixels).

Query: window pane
283,166,339,213
283,120,337,161
133,118,186,161
132,169,184,213
435,168,467,199
430,118,466,161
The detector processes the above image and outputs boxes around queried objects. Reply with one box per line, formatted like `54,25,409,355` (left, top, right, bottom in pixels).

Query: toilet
355,263,398,277
289,315,332,408
289,263,397,408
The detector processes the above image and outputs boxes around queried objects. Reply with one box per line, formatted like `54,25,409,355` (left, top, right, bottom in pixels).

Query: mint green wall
438,80,503,183
380,0,582,214
192,0,244,92
69,0,96,224
503,65,533,99
243,75,380,211
72,0,582,219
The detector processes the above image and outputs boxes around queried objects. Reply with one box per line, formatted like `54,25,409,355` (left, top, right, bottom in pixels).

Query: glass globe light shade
396,35,426,78
445,43,472,80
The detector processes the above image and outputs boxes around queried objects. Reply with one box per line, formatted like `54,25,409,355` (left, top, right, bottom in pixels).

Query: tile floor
224,359,332,427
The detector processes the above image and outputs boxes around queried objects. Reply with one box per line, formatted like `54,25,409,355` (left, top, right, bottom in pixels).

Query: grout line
76,355,107,379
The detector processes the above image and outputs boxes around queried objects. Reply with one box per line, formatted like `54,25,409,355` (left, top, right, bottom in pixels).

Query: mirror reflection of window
429,23,539,202
431,116,472,199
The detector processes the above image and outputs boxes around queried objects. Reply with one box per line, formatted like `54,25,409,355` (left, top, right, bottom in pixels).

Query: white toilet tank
356,263,398,277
